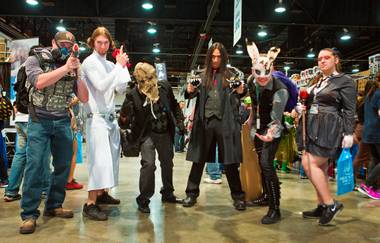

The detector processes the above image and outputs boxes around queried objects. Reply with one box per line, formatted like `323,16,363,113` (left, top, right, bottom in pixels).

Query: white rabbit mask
246,39,280,86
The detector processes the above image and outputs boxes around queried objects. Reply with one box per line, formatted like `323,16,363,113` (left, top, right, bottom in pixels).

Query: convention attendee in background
174,100,186,152
300,48,356,225
182,42,246,211
5,45,51,201
65,95,83,190
81,27,130,221
358,73,380,199
352,87,371,183
0,119,7,188
20,31,88,234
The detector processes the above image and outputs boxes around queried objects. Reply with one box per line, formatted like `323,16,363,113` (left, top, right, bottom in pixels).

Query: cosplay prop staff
299,88,309,149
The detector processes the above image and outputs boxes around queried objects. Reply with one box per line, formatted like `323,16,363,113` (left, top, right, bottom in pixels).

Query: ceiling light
56,19,66,32
152,43,160,53
235,45,243,55
284,66,290,71
340,28,351,41
142,1,153,10
274,0,286,13
257,30,267,37
307,48,315,58
147,27,157,34
26,0,39,6
257,25,268,37
147,22,157,34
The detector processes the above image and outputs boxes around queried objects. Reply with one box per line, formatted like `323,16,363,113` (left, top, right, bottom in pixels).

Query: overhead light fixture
257,25,267,37
284,66,290,71
274,0,286,13
352,64,359,73
142,1,154,10
152,43,160,53
235,45,243,55
56,19,66,32
340,28,351,41
78,41,89,52
307,48,315,58
147,22,157,34
26,0,39,6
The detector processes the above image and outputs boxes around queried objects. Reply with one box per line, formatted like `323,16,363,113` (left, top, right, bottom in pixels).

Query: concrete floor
1,151,380,243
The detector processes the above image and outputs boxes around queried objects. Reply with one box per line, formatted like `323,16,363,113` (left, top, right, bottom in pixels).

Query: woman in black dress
300,48,356,226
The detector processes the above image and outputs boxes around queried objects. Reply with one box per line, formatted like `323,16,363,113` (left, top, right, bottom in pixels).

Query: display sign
233,0,242,46
9,38,39,102
155,62,167,81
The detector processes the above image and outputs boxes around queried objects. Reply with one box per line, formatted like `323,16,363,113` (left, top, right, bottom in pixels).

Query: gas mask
246,39,280,86
134,62,159,103
51,44,71,64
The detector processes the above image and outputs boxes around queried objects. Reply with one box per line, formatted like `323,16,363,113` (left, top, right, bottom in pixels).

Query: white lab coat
81,51,130,191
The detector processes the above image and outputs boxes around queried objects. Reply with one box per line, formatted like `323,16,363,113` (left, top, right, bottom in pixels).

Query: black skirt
306,139,340,159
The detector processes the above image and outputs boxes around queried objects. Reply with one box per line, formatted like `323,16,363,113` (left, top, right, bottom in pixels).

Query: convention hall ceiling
1,0,380,80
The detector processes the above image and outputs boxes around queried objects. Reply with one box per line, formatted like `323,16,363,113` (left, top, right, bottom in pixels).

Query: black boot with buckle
261,179,281,224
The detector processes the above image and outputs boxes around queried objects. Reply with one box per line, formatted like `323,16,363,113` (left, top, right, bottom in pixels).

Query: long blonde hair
87,27,115,49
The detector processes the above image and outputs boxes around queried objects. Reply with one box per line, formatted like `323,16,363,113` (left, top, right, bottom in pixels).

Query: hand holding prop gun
227,66,245,93
71,43,80,78
187,70,202,93
112,45,131,68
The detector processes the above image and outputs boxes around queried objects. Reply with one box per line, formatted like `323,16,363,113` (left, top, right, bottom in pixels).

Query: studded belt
87,112,116,122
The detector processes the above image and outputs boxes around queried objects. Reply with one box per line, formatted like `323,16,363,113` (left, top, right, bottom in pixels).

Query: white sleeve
114,67,131,94
82,60,123,92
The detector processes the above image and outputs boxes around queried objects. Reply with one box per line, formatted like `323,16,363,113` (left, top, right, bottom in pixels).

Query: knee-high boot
261,178,281,224
247,174,269,206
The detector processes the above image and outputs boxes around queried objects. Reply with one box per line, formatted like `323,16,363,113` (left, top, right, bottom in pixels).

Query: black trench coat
186,73,244,165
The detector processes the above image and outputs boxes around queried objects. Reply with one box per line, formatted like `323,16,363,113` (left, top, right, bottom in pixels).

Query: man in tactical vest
19,31,89,234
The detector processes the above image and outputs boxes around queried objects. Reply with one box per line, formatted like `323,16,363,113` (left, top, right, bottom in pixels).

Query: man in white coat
81,27,130,221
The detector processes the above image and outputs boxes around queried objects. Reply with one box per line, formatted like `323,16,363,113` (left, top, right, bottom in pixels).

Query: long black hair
204,42,229,90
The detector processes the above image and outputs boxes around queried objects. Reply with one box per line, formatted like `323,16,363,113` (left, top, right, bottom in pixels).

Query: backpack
272,71,299,112
14,65,31,114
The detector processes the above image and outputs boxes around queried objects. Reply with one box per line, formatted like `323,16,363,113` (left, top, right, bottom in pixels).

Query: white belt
87,112,116,122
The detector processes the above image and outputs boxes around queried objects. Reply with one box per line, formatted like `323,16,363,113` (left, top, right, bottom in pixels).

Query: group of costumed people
17,24,358,235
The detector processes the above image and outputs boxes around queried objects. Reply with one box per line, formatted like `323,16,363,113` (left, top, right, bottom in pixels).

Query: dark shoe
136,198,150,213
19,218,36,234
233,199,246,211
83,203,108,221
4,193,21,202
261,209,281,224
182,196,197,207
97,192,120,205
0,180,8,188
246,194,269,207
162,195,183,204
303,204,325,219
319,200,344,226
43,207,74,218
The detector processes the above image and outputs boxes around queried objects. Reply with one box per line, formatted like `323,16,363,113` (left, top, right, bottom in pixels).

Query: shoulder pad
33,48,54,64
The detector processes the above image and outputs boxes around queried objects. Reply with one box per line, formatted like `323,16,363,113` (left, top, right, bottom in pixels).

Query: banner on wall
9,38,39,102
155,62,167,81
